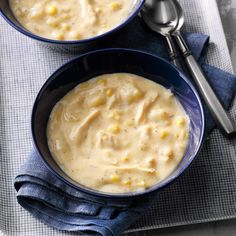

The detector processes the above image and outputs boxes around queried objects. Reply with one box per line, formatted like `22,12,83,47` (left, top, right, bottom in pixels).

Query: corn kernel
126,119,135,126
133,90,143,100
110,174,120,182
46,5,58,16
69,31,81,40
110,2,122,11
51,31,64,40
61,23,71,31
160,130,168,139
106,89,113,97
126,95,139,104
176,117,185,126
46,18,58,27
109,112,121,121
108,124,121,134
123,179,132,186
137,180,146,188
121,155,129,162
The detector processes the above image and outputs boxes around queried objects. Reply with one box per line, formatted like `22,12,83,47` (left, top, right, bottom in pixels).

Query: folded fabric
14,17,236,236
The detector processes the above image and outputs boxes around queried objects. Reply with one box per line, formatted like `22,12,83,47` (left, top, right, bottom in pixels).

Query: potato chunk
87,94,106,107
119,83,143,104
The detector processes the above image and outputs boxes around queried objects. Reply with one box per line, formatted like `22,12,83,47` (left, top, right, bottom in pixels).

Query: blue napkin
14,17,236,236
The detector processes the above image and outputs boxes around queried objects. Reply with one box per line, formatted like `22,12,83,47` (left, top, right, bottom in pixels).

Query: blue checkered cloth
14,17,236,236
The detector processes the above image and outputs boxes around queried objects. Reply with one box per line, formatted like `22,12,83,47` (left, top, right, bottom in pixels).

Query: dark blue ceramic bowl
32,48,205,199
0,0,144,51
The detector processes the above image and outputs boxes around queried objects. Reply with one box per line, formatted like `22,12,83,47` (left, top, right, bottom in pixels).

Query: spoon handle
174,33,236,136
165,35,183,70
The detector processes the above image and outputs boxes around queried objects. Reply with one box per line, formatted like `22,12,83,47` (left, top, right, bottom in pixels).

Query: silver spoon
142,0,235,135
170,0,236,136
141,0,183,69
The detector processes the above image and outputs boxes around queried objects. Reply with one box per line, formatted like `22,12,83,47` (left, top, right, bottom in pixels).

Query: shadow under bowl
31,48,205,199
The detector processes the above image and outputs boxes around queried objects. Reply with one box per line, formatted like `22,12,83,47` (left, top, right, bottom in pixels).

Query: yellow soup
47,73,189,193
10,0,135,40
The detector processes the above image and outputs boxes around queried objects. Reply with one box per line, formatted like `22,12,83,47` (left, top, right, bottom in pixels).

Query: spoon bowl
141,0,182,69
141,0,178,36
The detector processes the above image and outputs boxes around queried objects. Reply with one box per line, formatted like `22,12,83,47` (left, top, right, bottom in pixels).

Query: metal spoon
170,0,236,135
141,0,183,69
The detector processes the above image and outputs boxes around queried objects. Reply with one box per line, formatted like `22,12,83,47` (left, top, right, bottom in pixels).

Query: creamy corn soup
47,73,189,193
10,0,135,40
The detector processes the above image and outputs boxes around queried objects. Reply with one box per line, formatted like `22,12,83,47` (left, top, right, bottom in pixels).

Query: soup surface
47,73,189,193
10,0,135,40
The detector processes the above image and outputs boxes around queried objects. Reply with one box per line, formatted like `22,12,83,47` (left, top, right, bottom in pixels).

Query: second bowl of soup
1,0,144,50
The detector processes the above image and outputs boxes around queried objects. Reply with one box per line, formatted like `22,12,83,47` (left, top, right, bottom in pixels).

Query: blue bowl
32,48,205,199
0,1,145,51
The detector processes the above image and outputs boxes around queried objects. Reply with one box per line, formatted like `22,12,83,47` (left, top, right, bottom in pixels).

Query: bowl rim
0,0,145,45
31,48,206,199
